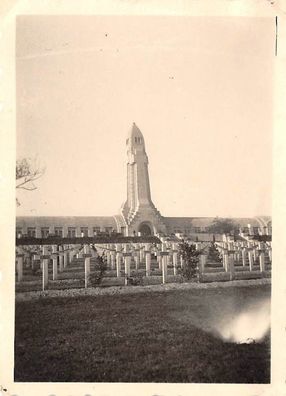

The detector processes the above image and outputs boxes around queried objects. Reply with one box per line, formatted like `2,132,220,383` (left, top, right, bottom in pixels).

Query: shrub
88,255,107,287
207,242,222,263
178,242,200,281
31,262,41,276
126,271,144,286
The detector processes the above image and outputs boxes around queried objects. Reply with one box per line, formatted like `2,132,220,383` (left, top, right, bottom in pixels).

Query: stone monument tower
119,123,167,236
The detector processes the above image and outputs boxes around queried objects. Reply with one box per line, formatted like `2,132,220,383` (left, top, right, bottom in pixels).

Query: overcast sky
16,16,274,218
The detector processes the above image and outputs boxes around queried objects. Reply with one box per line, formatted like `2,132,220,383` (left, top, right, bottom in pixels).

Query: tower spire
121,123,167,236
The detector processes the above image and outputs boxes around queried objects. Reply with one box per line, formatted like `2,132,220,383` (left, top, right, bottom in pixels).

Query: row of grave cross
15,240,272,291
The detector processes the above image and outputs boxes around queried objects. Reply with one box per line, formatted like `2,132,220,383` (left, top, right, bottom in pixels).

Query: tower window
135,137,137,143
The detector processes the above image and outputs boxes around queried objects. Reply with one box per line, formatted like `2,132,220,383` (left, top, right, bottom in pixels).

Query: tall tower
120,123,167,236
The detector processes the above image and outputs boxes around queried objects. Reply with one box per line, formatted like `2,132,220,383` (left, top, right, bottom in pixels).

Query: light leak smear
215,298,270,344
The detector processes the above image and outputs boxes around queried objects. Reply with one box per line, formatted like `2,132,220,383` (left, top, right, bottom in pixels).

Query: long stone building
16,123,271,239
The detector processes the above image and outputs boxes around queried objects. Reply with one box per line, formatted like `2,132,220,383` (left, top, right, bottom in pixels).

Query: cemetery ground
15,282,270,383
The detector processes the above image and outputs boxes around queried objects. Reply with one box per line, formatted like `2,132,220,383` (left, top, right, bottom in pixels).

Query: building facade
16,123,272,238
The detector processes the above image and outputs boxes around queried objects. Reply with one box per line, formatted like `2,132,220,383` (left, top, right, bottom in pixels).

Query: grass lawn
15,284,270,383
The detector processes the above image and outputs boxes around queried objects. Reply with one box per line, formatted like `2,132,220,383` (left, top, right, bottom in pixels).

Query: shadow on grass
14,285,270,383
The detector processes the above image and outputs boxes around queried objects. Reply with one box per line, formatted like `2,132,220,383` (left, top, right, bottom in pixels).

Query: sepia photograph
13,14,274,384
0,4,282,392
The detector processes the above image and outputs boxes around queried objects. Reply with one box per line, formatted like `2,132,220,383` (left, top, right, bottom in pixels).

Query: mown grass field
15,284,270,383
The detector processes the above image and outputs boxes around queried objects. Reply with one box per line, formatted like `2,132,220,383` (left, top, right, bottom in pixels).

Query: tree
16,157,45,206
208,217,238,235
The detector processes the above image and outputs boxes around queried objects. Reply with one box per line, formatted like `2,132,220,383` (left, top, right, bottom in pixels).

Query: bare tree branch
16,174,43,189
16,157,45,206
17,184,37,191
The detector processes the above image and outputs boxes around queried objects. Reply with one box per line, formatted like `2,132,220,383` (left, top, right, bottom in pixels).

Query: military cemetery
15,123,272,295
15,238,272,293
14,124,272,384
13,16,272,385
